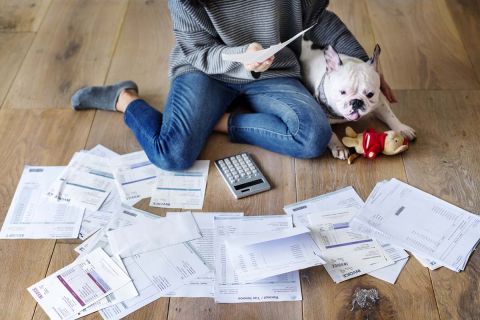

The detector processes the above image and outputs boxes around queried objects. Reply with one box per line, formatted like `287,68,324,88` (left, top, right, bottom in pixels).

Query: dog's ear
369,44,381,71
324,45,342,73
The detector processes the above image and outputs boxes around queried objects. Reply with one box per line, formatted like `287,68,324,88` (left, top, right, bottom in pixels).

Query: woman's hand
244,42,275,73
380,73,397,103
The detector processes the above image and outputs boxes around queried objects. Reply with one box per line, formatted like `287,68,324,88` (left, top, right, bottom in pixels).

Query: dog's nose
351,99,364,111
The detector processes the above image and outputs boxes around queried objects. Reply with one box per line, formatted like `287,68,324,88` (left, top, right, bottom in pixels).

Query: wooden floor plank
168,134,301,320
3,0,128,109
0,0,52,32
105,0,175,109
296,116,439,320
0,109,94,320
0,33,34,107
445,0,480,85
328,0,377,55
366,0,480,90
394,90,480,320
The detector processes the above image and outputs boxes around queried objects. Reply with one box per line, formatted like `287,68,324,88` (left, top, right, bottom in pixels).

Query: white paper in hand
222,24,316,64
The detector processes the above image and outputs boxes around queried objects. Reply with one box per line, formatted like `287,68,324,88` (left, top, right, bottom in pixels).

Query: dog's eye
366,92,374,98
340,90,346,95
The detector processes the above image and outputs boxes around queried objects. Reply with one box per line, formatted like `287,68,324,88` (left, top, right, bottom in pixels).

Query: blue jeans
124,72,332,170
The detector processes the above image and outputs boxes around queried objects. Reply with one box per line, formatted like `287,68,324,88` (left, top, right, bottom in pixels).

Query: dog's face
322,45,382,121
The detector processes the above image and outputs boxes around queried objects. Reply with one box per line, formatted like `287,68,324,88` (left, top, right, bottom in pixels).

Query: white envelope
107,211,202,257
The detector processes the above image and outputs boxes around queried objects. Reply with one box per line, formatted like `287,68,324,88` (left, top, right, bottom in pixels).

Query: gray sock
70,80,138,111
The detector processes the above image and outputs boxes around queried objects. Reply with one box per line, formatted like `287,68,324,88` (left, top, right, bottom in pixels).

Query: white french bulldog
300,40,416,160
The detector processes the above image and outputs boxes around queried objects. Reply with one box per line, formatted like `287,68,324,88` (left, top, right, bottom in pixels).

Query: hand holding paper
222,24,316,65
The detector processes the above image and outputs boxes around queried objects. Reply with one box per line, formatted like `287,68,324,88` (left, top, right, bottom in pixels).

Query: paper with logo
27,248,132,320
150,160,210,209
308,208,394,283
45,152,115,211
0,166,84,239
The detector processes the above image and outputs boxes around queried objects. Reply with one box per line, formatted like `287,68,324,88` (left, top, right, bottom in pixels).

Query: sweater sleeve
169,1,253,78
303,0,369,61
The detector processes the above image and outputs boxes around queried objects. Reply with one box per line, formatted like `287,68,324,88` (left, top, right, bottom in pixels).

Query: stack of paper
225,225,325,282
284,187,410,284
28,248,135,320
66,206,211,320
1,145,211,242
214,215,303,303
350,179,480,272
307,208,394,283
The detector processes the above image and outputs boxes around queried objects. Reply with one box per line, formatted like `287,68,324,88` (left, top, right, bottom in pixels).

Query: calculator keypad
218,155,260,183
215,153,271,199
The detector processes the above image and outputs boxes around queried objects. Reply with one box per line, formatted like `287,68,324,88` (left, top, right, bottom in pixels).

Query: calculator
214,153,271,199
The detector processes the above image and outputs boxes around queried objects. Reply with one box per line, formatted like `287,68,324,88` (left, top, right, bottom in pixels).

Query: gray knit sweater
168,0,368,83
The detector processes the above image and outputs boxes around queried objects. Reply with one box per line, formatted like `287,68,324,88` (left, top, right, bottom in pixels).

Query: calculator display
234,179,263,190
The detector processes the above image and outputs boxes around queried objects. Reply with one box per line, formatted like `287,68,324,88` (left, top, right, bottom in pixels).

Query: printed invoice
0,166,84,239
45,152,115,211
110,151,156,203
214,215,302,303
150,160,210,209
28,248,132,320
226,225,325,282
351,179,480,272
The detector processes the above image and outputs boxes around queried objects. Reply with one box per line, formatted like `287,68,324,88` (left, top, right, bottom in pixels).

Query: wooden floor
0,0,479,319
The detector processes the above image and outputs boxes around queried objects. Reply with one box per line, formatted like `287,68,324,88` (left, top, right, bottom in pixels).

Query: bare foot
213,113,230,133
116,89,139,113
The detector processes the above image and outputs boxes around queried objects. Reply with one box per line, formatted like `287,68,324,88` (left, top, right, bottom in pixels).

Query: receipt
28,248,132,320
308,208,394,283
110,151,156,203
226,225,325,282
150,160,209,209
0,166,84,239
45,152,115,211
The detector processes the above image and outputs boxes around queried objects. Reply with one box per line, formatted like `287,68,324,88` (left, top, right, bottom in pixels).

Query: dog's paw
395,124,416,141
330,144,350,160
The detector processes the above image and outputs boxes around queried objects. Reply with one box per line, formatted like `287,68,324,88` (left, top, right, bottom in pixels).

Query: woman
71,0,396,170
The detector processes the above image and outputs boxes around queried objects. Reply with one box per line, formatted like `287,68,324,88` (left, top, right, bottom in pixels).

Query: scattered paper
100,243,209,320
0,166,84,239
226,225,325,282
73,206,210,319
283,186,364,227
110,151,157,203
214,215,302,303
45,152,115,211
107,211,201,257
350,179,480,272
75,204,159,257
222,24,316,64
78,209,115,240
165,212,244,298
308,208,394,283
87,145,119,159
28,248,132,320
150,160,210,209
